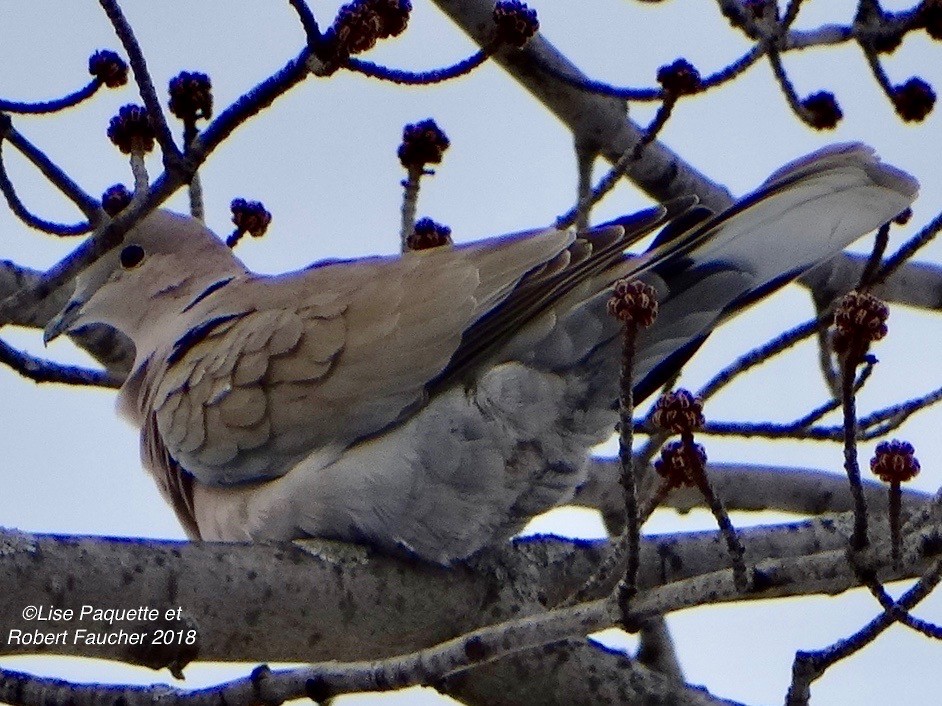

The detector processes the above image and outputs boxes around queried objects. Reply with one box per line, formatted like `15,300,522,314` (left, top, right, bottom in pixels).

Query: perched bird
45,144,917,564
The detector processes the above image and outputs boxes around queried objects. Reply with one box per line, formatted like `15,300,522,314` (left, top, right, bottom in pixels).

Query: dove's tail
631,142,917,315
628,142,917,398
522,143,918,401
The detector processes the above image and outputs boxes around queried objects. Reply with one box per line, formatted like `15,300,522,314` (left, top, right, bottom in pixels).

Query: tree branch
574,458,931,530
1,505,934,667
430,0,736,212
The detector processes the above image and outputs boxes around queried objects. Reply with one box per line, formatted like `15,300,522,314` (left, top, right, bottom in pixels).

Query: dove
45,143,917,563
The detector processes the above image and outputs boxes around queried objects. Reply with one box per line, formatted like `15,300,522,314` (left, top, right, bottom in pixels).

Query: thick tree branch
574,458,932,527
1,505,934,667
0,640,742,706
801,252,942,311
1,506,936,705
430,0,736,212
442,639,742,706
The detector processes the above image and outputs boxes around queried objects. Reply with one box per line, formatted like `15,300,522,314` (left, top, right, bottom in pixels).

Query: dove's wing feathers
436,202,681,385
142,413,199,538
141,224,578,491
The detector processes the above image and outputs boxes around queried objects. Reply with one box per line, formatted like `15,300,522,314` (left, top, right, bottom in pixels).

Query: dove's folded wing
137,226,581,497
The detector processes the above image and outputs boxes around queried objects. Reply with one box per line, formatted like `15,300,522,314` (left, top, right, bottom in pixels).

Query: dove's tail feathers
453,227,575,320
761,142,918,195
623,144,918,398
627,142,918,300
434,144,917,395
514,144,918,404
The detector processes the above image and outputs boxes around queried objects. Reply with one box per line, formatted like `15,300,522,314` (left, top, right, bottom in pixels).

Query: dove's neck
127,269,251,373
117,270,254,426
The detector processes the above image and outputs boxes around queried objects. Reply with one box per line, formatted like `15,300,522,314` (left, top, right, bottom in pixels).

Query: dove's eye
120,244,145,269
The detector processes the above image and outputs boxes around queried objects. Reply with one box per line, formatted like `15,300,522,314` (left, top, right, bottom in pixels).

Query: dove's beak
43,299,83,345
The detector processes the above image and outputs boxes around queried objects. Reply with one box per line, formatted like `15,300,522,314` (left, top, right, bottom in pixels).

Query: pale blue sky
1,2,940,704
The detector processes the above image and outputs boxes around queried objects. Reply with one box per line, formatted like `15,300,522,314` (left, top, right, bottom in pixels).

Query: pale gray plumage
45,143,918,563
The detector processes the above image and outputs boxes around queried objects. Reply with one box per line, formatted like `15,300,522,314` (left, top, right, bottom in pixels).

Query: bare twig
349,52,490,84
0,81,101,115
875,208,942,286
858,223,891,289
98,0,182,166
557,96,679,228
0,41,312,323
697,316,824,401
287,0,322,42
683,384,942,440
573,141,596,231
618,326,641,598
0,121,102,222
787,558,942,706
193,49,309,161
0,144,92,236
536,44,764,101
400,165,422,251
432,0,735,211
788,359,873,429
565,283,657,606
0,337,122,388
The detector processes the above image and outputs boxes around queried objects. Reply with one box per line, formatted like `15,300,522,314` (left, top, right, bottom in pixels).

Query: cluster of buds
892,78,936,122
107,104,156,154
88,50,128,88
607,279,658,329
101,184,132,216
651,390,708,490
227,198,271,248
832,290,889,364
802,91,843,130
657,59,701,96
315,0,412,68
398,119,450,171
168,71,213,124
651,389,704,435
870,440,920,484
492,1,539,49
922,0,942,40
406,217,452,250
871,439,920,567
654,440,708,490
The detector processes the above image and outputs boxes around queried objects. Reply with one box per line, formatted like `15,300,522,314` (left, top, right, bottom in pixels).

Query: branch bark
1,504,934,667
574,458,931,532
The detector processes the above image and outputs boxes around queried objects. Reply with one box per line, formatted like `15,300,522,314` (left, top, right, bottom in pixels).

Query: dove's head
44,210,248,349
